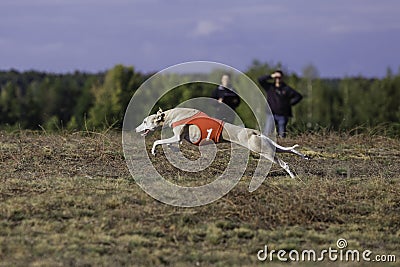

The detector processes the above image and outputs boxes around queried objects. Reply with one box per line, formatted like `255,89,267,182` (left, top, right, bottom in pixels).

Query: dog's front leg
151,134,181,155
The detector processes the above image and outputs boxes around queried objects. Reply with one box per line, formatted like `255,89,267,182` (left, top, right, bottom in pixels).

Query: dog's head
135,108,166,136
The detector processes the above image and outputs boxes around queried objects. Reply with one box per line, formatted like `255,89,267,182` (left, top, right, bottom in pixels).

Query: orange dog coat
171,111,224,145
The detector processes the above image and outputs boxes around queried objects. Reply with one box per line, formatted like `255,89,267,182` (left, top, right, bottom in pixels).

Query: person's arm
258,74,273,90
289,88,303,105
212,87,224,103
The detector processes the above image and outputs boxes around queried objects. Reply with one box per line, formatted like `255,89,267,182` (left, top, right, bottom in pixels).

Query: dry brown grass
0,130,399,266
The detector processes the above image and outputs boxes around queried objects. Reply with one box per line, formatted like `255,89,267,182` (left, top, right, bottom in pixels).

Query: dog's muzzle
135,125,152,136
140,129,150,136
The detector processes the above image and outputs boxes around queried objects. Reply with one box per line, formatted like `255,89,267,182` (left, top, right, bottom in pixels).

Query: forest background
1,61,399,136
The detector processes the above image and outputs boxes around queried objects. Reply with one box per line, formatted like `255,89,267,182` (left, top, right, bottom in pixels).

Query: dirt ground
0,130,399,266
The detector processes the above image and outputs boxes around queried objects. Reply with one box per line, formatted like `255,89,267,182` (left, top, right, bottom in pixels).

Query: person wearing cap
258,70,302,137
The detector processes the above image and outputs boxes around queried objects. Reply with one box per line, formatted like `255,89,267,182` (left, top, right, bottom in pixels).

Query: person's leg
274,115,288,137
263,115,276,136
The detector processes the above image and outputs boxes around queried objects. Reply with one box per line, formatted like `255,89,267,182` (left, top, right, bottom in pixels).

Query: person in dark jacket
211,74,241,123
258,70,302,137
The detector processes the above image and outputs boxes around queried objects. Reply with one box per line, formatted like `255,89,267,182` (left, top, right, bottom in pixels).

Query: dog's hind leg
260,153,295,178
276,147,309,160
261,135,309,159
275,156,295,178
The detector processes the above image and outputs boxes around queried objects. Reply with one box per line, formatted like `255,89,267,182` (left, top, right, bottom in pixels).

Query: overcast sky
1,0,399,77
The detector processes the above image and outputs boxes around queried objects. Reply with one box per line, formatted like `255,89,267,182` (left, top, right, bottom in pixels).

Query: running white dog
135,108,308,178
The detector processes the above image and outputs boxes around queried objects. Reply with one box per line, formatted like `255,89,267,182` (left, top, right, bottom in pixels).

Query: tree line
0,62,399,135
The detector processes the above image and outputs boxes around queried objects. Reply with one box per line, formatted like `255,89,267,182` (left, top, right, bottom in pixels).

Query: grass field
0,130,399,266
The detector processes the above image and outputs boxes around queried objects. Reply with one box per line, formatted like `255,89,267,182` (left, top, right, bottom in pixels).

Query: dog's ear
156,109,165,122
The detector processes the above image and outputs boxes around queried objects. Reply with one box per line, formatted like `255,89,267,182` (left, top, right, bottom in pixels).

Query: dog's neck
163,108,200,127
